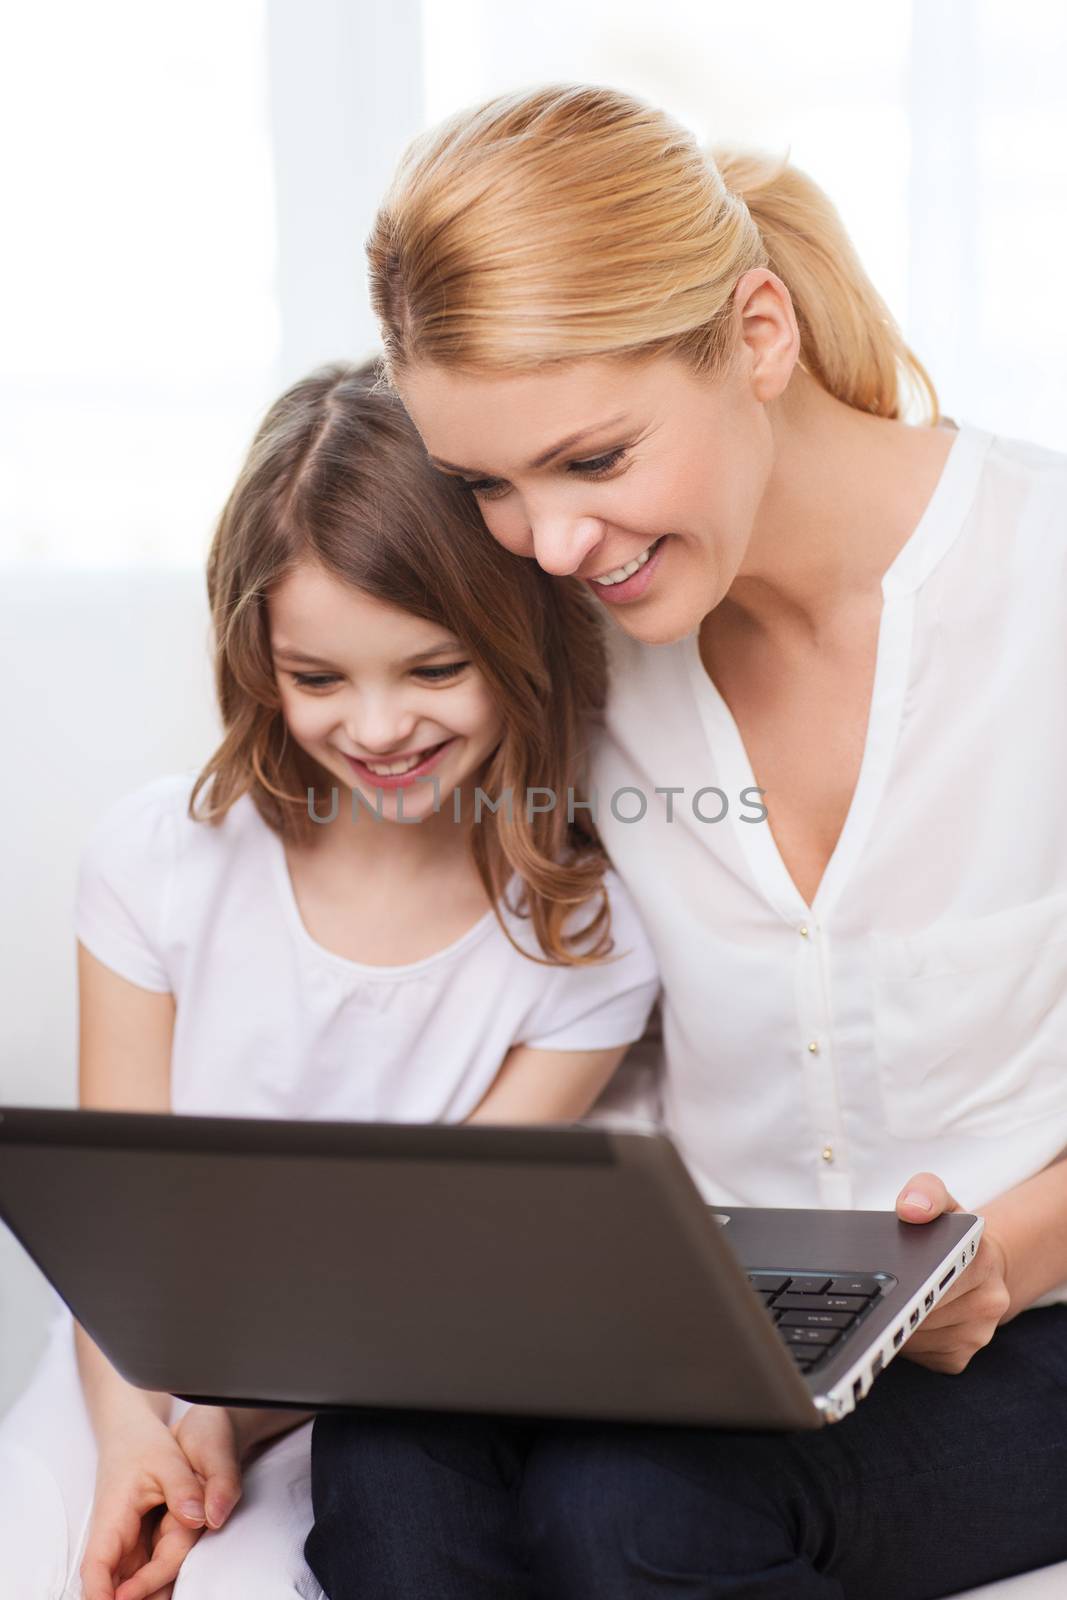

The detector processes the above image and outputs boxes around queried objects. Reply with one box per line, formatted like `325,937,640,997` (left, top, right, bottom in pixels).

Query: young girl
0,361,660,1600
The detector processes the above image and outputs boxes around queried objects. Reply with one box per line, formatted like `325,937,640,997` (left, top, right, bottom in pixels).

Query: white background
1,0,1065,568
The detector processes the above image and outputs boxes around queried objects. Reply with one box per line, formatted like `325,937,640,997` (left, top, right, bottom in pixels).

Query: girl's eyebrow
271,645,334,666
404,641,466,663
272,641,464,666
429,412,630,476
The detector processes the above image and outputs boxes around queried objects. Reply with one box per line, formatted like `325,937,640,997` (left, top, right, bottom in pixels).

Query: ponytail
370,85,938,424
712,145,938,421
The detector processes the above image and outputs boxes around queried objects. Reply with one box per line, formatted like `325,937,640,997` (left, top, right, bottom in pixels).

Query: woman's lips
342,738,455,790
585,536,667,606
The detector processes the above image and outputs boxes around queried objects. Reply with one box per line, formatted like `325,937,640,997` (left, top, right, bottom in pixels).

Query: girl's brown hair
368,83,938,422
191,361,612,965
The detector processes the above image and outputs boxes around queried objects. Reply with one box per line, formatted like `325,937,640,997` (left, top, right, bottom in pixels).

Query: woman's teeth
591,539,660,586
362,748,433,776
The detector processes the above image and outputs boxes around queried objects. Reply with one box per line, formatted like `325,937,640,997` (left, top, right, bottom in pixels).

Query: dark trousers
305,1304,1067,1599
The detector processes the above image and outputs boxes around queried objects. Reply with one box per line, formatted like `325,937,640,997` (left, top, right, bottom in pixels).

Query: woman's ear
733,267,800,405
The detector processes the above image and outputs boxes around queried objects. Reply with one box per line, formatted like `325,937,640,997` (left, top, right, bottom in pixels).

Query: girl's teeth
363,750,427,776
592,540,658,586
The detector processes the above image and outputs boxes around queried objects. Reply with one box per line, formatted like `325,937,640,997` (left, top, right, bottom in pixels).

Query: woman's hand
895,1171,1012,1374
79,1406,243,1600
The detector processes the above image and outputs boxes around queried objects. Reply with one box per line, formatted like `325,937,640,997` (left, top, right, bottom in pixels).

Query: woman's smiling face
398,346,778,646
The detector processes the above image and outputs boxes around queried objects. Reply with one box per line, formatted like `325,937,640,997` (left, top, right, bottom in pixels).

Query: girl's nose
346,698,417,755
528,514,605,577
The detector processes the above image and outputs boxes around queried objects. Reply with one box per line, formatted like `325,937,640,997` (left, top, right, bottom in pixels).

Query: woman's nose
528,514,605,577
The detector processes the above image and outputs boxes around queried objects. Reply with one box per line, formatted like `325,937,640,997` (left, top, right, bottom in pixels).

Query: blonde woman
301,86,1067,1599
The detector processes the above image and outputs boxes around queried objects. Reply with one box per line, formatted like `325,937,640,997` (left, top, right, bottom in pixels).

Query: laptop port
924,1290,935,1311
909,1307,921,1328
893,1327,904,1349
852,1377,863,1401
938,1266,956,1292
871,1352,884,1377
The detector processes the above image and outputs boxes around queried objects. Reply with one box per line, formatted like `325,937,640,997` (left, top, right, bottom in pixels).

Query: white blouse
592,420,1067,1305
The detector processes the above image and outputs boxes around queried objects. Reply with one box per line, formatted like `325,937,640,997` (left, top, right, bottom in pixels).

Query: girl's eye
290,672,340,689
413,661,470,682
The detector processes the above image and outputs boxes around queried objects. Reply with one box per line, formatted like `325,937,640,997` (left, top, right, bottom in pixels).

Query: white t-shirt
75,772,661,1124
591,421,1067,1304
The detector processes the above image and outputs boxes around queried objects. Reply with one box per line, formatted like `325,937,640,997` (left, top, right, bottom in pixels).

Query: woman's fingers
895,1170,961,1221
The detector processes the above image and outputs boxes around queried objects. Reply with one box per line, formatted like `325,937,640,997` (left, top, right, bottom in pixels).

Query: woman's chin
607,591,709,647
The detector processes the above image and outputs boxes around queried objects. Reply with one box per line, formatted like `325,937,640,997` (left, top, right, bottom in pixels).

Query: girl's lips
585,536,667,606
343,738,455,790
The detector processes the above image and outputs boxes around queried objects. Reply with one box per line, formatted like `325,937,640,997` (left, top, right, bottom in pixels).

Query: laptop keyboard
746,1272,884,1376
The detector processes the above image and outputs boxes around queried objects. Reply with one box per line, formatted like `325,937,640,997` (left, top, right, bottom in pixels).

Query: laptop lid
0,1107,979,1430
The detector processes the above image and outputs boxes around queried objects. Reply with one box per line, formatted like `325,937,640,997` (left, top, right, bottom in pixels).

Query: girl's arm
75,941,179,1438
76,943,232,1600
467,1043,630,1125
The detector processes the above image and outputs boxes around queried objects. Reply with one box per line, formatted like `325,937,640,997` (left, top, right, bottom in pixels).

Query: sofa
0,564,1063,1596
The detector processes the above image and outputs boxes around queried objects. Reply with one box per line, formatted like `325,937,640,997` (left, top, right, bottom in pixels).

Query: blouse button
807,1039,820,1054
821,1145,835,1163
798,924,810,938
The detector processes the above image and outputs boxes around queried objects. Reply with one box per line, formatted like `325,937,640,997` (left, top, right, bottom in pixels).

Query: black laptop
0,1106,981,1429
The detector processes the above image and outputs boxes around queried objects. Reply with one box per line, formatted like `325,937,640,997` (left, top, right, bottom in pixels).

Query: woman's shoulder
974,422,1067,521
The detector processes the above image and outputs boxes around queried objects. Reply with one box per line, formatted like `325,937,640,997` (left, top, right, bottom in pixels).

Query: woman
302,85,1067,1599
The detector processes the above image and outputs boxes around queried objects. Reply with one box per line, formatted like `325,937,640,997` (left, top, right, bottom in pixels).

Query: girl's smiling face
270,561,504,826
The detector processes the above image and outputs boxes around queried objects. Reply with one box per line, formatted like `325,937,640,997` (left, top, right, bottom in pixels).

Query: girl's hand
79,1412,213,1600
895,1171,1012,1374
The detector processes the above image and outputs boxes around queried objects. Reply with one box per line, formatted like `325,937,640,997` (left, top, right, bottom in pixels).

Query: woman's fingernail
181,1500,206,1523
206,1500,231,1528
902,1190,933,1211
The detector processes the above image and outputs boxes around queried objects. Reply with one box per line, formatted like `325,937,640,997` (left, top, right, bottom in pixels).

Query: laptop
0,1106,982,1429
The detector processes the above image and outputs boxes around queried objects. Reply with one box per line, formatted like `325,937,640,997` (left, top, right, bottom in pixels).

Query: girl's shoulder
496,865,658,979
83,769,266,856
78,769,274,912
75,771,273,992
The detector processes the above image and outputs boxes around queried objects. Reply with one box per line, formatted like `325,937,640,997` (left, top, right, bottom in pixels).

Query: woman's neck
727,370,956,642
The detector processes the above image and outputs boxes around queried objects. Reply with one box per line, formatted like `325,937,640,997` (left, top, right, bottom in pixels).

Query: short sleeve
519,870,661,1051
74,776,186,992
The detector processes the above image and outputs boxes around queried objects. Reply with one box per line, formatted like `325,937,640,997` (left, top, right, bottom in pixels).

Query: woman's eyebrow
429,412,630,475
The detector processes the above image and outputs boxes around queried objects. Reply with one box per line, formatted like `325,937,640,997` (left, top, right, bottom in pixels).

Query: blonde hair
369,83,938,422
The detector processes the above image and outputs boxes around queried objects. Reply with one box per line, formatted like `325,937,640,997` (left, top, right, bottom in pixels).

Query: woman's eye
290,672,339,689
458,476,510,501
455,446,627,501
568,447,627,478
414,661,470,682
